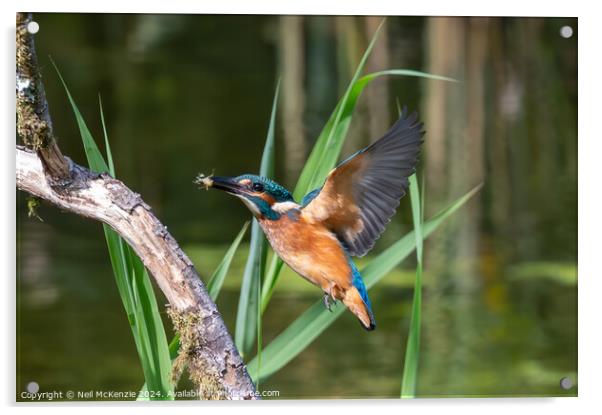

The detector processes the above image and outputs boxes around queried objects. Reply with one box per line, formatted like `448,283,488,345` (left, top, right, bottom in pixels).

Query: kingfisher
197,108,423,330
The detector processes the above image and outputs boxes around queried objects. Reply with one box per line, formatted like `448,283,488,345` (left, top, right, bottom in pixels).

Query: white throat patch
271,201,301,213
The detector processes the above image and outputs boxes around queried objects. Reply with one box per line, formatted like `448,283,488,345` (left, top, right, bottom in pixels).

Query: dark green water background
17,14,577,399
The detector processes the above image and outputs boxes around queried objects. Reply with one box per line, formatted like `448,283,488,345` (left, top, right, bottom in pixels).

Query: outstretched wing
302,108,424,257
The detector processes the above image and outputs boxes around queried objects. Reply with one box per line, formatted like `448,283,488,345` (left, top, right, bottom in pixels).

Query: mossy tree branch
16,12,70,182
15,12,258,400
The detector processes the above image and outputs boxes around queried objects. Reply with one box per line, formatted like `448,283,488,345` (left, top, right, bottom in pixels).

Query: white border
7,0,581,16
2,1,599,414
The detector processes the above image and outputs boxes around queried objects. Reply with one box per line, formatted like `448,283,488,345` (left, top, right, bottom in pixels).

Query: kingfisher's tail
343,287,376,330
343,259,376,330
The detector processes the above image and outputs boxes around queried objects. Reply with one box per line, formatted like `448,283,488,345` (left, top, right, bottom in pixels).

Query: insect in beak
194,173,214,190
195,174,247,196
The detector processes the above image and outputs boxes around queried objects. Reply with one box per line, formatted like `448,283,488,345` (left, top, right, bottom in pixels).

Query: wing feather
303,107,424,256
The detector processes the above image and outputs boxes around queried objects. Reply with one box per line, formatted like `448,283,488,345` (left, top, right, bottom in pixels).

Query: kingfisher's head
197,174,297,220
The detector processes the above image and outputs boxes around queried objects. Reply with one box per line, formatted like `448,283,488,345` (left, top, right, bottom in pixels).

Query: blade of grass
138,334,181,400
207,221,250,300
291,20,386,200
55,63,174,399
420,173,426,225
248,184,482,383
100,95,173,399
400,175,424,398
295,69,457,201
260,254,285,313
129,247,173,397
259,80,280,180
52,63,108,174
98,95,115,176
235,81,280,357
255,257,263,389
138,221,249,395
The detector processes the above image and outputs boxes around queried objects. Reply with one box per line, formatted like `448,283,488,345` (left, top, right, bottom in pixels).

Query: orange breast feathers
258,212,353,298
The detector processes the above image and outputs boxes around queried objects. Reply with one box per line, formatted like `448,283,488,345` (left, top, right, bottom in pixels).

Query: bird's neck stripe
272,201,301,213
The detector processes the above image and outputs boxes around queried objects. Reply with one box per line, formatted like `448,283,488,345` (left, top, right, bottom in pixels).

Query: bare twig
15,12,258,400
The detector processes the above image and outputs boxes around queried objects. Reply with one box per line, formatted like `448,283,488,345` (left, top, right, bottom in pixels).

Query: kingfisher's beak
207,176,246,195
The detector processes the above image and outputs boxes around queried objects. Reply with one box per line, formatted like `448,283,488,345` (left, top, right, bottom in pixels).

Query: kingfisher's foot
323,293,333,312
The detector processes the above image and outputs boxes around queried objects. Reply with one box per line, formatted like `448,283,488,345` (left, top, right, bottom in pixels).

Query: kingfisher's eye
252,182,264,192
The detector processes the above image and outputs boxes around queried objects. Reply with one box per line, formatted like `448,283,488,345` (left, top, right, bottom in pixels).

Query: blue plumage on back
301,187,322,207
